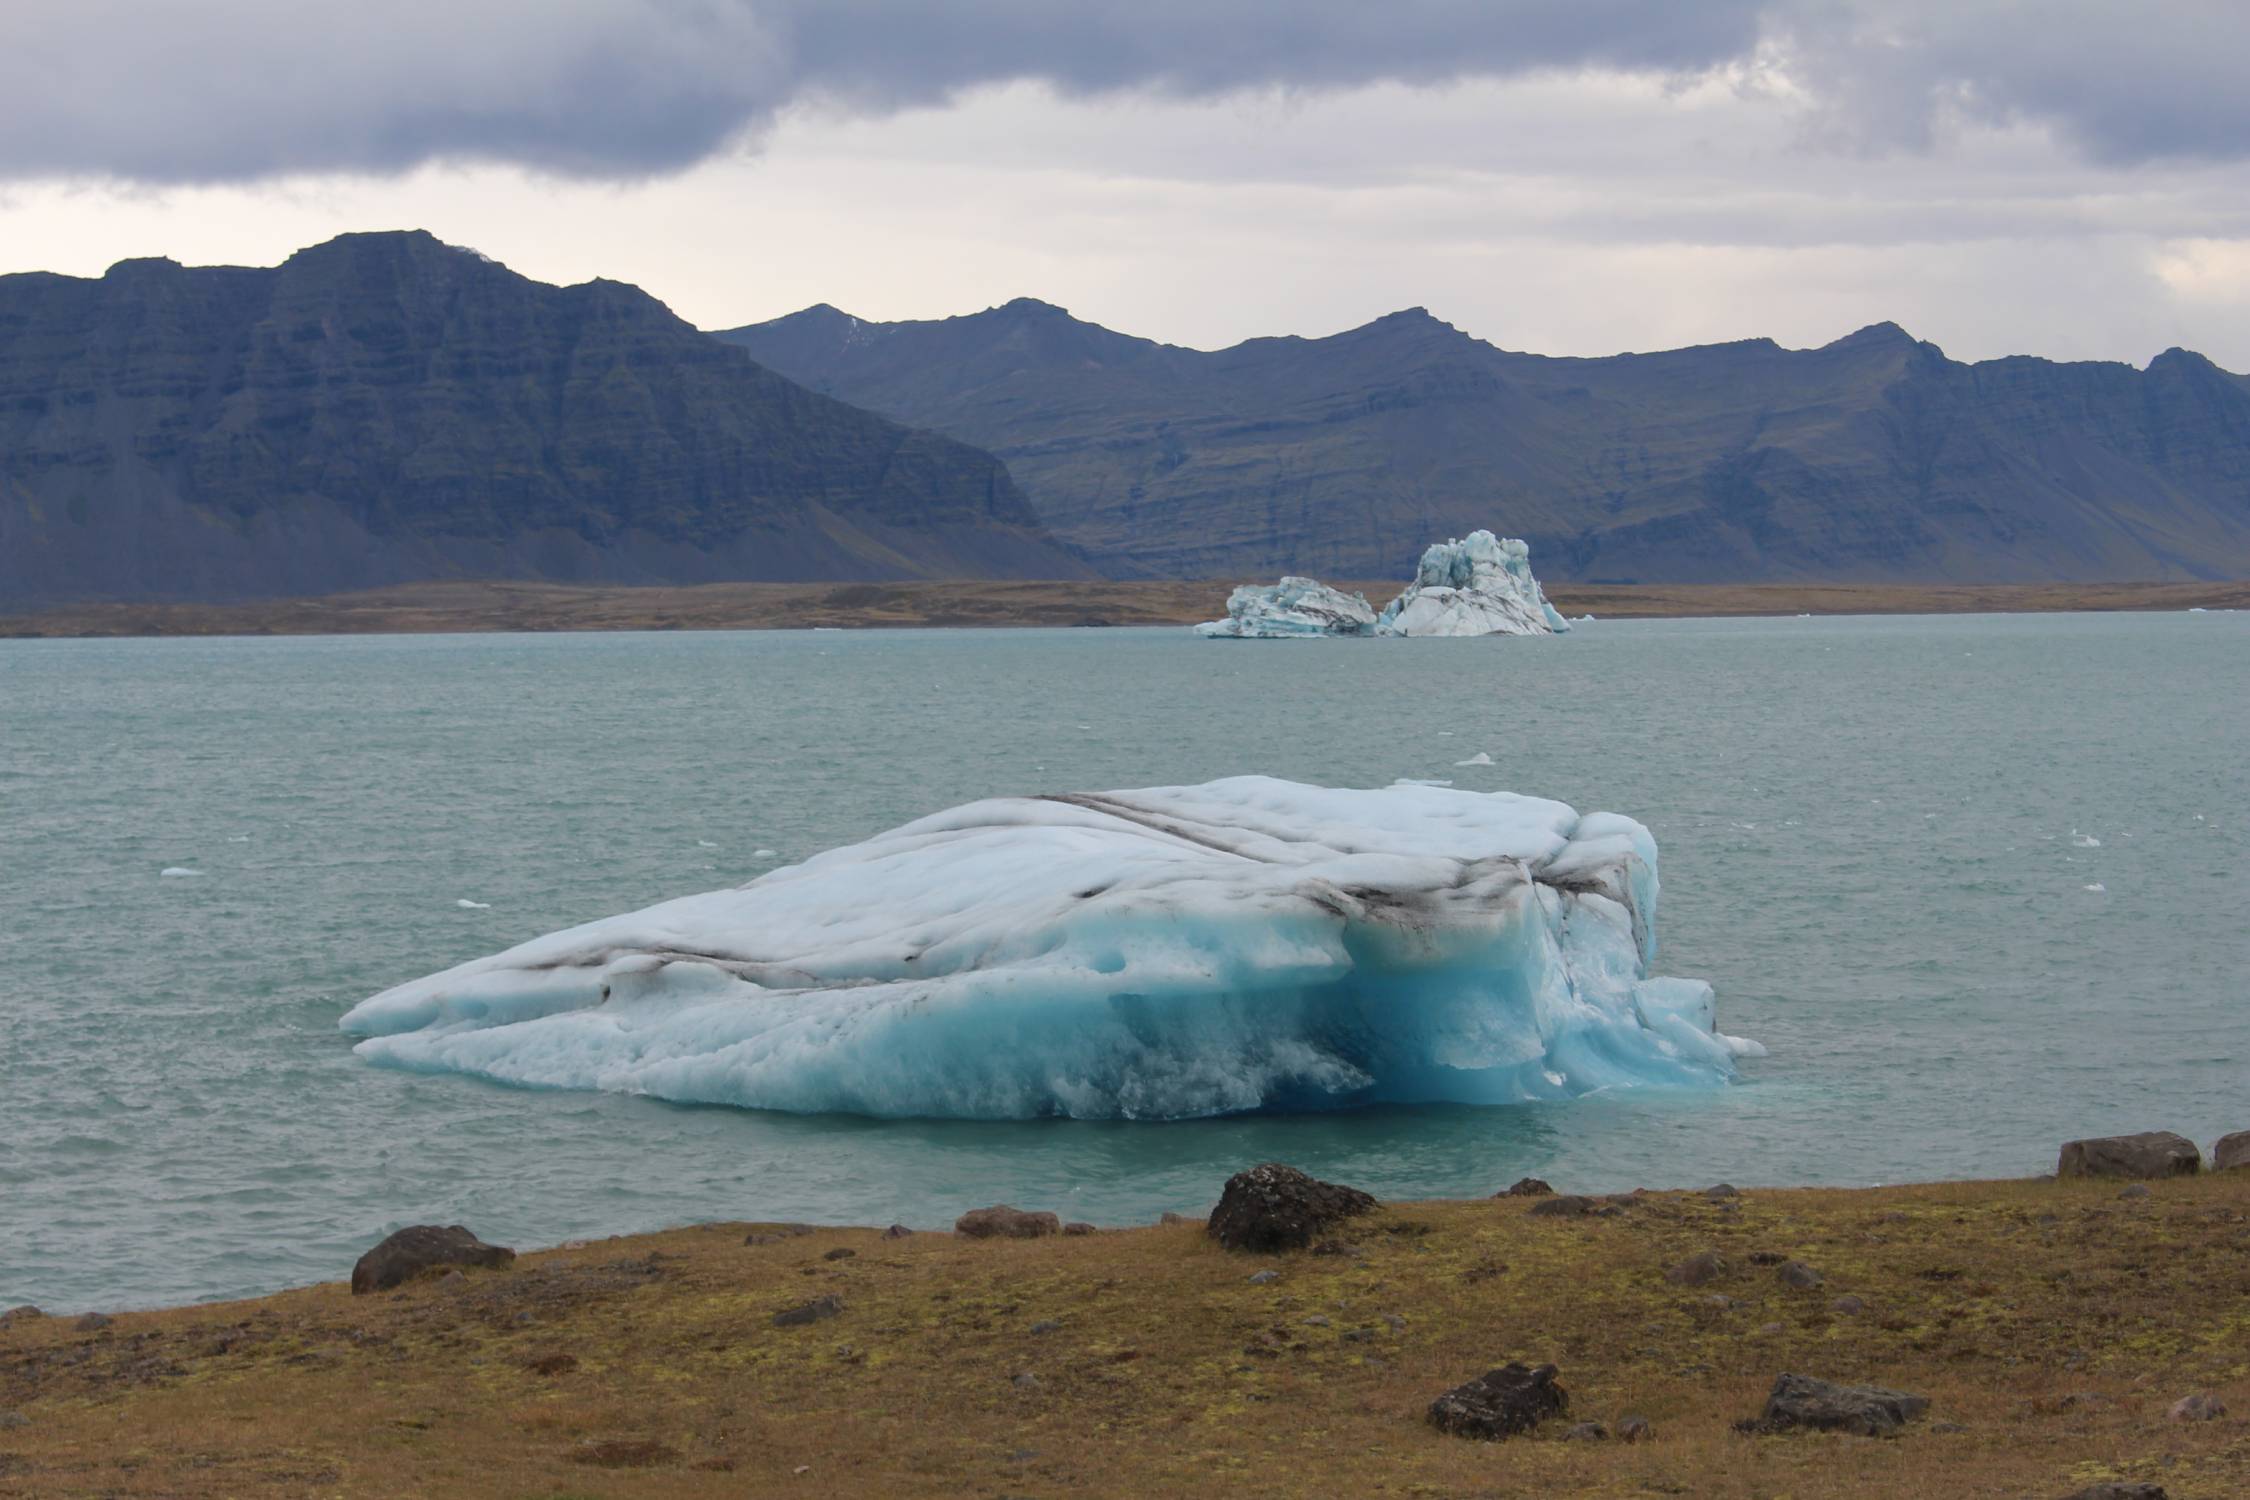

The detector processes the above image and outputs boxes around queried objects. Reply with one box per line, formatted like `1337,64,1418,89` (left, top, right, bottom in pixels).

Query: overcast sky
5,1,2249,366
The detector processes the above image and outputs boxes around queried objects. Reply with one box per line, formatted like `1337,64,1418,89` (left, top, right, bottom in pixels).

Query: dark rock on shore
772,1294,843,1328
1062,1222,1096,1236
1739,1372,1929,1437
2056,1132,2200,1179
1776,1260,1824,1289
1206,1164,1377,1253
2060,1485,2168,1500
955,1206,1061,1239
2211,1131,2250,1172
1665,1250,1728,1286
1616,1413,1655,1442
1427,1361,1568,1440
350,1225,515,1295
1499,1177,1553,1197
1,1306,44,1327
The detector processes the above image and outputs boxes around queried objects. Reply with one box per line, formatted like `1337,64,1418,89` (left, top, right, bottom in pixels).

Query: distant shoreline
3,576,2245,639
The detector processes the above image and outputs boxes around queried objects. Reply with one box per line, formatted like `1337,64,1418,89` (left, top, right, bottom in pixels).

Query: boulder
1665,1250,1728,1286
1062,1222,1095,1236
2212,1131,2250,1172
2059,1487,2167,1500
73,1312,113,1332
2056,1132,2200,1179
1560,1421,1608,1441
2168,1393,2226,1422
1740,1372,1929,1437
880,1224,913,1239
1616,1414,1655,1442
1704,1183,1741,1199
0,1306,44,1327
772,1294,843,1328
1427,1362,1568,1440
1776,1260,1824,1290
954,1206,1061,1239
350,1225,514,1295
1499,1177,1554,1197
1206,1164,1377,1253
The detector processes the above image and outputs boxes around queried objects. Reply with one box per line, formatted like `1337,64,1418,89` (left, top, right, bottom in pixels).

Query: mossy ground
5,1173,2248,1497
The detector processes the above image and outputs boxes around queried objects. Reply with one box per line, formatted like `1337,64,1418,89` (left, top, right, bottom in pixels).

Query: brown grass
4,577,2246,637
5,1173,2248,1497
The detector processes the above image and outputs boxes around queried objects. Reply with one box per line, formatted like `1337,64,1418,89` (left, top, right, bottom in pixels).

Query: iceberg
1195,577,1378,638
340,777,1755,1120
1377,531,1569,637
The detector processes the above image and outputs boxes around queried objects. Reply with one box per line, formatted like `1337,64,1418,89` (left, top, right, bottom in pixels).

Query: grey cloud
0,1,2241,185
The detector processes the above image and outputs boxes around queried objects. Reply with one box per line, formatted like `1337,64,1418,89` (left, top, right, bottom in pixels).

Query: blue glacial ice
1377,531,1570,637
340,777,1757,1120
1195,577,1378,638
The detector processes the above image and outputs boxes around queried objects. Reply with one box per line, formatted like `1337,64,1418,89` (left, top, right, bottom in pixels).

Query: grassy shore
5,1172,2246,1497
3,577,2246,637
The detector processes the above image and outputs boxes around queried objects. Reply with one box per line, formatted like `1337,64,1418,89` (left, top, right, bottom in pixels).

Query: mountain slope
718,302,2250,582
0,234,1089,607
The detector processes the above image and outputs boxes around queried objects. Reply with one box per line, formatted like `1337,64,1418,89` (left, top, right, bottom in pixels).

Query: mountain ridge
717,299,2250,583
0,232,1091,607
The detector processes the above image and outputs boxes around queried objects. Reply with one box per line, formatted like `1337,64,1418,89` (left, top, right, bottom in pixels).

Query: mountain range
0,232,1086,607
719,300,2250,583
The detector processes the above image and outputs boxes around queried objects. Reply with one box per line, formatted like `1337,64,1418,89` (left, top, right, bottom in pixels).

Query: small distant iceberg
340,777,1754,1120
1378,531,1570,637
1195,576,1377,638
1196,530,1567,639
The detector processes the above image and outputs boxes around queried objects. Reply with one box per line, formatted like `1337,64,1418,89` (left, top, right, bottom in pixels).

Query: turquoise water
3,615,2244,1313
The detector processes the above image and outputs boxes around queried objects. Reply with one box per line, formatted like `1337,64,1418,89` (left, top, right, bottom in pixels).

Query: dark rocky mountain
719,300,2250,582
0,234,1088,607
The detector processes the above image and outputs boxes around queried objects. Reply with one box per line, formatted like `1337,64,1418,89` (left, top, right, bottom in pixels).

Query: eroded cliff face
0,233,1088,606
722,302,2250,584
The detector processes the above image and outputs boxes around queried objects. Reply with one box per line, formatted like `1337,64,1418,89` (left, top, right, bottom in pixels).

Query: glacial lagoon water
3,613,2245,1312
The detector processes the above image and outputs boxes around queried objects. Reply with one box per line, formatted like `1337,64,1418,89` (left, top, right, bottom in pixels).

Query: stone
1776,1260,1824,1289
1830,1295,1868,1317
1062,1222,1096,1236
822,1247,856,1261
1499,1177,1554,1197
2168,1393,2226,1422
1561,1421,1609,1441
0,1306,44,1326
1616,1414,1655,1442
1247,1270,1279,1285
523,1351,578,1376
350,1225,514,1295
772,1294,844,1328
2056,1132,2200,1179
881,1225,913,1239
1205,1164,1377,1253
1030,1321,1060,1335
1427,1362,1568,1440
1741,1372,1930,1437
1704,1182,1741,1199
1526,1195,1611,1219
1665,1250,1728,1286
2212,1131,2250,1172
1012,1372,1041,1390
2058,1486,2168,1500
2118,1184,2152,1199
73,1313,114,1332
0,1412,26,1430
954,1205,1061,1239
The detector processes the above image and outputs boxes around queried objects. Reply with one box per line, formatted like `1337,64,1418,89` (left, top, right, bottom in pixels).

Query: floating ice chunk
456,899,492,910
340,777,1749,1121
160,867,202,878
1196,577,1378,638
226,834,251,843
2189,606,2208,613
1454,752,1495,767
753,848,778,859
1576,614,1597,623
1376,532,1569,637
696,839,718,849
2084,883,2107,893
2070,832,2101,848
1393,777,1453,787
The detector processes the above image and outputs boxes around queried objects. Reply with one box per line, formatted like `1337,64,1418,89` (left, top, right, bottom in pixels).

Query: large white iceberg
1194,577,1378,638
1378,531,1570,637
340,777,1755,1120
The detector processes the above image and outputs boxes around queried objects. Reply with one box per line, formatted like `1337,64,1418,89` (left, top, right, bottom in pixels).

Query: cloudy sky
5,1,2248,366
